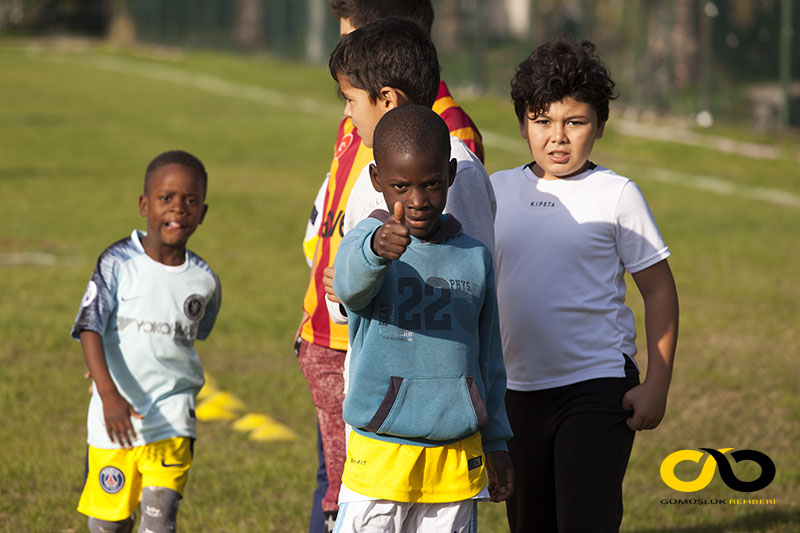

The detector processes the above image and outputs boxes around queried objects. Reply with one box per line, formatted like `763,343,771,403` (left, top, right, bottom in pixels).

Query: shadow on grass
628,508,800,533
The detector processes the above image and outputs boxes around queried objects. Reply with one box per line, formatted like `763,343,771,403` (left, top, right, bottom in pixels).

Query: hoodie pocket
364,376,488,441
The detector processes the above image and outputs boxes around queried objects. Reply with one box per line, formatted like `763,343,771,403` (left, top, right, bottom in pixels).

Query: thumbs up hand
392,200,405,225
371,201,411,261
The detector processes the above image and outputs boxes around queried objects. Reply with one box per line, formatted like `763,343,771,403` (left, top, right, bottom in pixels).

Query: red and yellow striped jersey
300,81,484,350
434,82,484,164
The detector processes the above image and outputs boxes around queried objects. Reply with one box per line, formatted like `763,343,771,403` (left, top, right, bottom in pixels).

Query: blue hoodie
334,211,512,453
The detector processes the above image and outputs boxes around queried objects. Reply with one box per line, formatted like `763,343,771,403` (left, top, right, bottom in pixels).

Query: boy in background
302,0,486,265
330,0,484,162
491,38,678,532
302,0,484,264
329,17,495,251
296,3,486,530
323,16,496,323
333,105,512,531
72,150,221,533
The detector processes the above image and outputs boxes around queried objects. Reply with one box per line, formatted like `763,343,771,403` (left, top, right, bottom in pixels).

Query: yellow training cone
201,391,246,412
195,402,237,421
232,413,272,432
249,419,297,441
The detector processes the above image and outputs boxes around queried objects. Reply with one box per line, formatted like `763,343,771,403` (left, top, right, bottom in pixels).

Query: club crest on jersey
334,132,354,160
99,466,125,494
183,294,206,321
81,281,98,308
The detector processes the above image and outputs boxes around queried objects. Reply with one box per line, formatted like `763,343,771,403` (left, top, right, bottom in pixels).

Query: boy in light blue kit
333,105,513,532
71,150,221,532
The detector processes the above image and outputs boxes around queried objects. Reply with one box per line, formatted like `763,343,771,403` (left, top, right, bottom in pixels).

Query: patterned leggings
298,339,347,513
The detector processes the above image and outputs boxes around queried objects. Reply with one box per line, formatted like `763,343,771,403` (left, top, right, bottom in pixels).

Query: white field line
34,51,344,120
647,168,800,208
480,131,800,209
0,252,56,266
614,119,782,160
28,51,799,210
480,130,528,155
0,252,81,266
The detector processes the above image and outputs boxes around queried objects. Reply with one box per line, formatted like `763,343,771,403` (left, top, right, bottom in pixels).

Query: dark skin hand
486,450,515,502
322,202,411,305
79,330,143,448
371,201,412,261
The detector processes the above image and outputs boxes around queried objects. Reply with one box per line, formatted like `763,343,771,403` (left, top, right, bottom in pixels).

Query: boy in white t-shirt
490,38,679,532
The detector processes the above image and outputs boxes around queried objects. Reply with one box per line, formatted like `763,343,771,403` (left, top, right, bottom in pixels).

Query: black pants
505,377,638,533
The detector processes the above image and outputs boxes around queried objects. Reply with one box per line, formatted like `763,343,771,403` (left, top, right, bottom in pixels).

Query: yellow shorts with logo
78,437,193,521
342,431,487,503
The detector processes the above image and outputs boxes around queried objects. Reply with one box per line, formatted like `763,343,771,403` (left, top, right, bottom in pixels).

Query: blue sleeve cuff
363,228,389,267
482,437,509,454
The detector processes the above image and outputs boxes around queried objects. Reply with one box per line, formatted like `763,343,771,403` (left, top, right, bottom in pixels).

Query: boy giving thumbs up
330,106,512,531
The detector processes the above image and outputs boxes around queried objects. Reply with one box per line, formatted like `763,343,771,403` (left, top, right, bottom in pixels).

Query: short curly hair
144,150,207,196
511,37,616,124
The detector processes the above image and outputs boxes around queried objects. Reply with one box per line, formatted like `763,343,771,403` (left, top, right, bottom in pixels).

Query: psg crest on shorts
183,294,206,321
99,466,125,494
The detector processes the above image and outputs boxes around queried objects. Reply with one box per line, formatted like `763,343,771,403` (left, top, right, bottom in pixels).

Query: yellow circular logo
660,448,775,493
660,448,733,492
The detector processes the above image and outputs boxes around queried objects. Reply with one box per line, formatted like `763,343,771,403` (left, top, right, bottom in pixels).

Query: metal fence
2,0,797,128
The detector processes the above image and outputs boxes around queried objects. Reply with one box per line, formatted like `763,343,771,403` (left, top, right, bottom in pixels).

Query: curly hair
511,37,616,124
144,150,207,196
329,16,440,108
328,0,434,36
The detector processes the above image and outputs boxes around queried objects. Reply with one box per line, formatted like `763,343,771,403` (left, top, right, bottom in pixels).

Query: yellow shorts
342,431,486,503
77,437,194,521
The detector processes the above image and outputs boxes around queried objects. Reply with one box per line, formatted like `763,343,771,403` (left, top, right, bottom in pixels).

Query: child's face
339,75,389,148
369,147,456,240
519,96,605,180
139,163,207,255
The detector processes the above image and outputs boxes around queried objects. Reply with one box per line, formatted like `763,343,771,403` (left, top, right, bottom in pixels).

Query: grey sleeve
444,163,497,253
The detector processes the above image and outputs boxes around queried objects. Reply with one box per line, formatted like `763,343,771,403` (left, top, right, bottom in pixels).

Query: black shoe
323,510,338,533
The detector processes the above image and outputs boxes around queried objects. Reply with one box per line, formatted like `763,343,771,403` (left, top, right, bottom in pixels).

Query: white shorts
333,498,477,533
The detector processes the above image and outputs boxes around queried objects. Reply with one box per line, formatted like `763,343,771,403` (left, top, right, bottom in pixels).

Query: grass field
1,38,798,532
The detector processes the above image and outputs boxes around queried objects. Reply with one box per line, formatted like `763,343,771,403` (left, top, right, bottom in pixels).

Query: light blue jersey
72,230,221,449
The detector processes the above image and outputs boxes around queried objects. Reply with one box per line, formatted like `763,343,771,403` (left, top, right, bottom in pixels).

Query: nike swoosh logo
161,460,183,467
